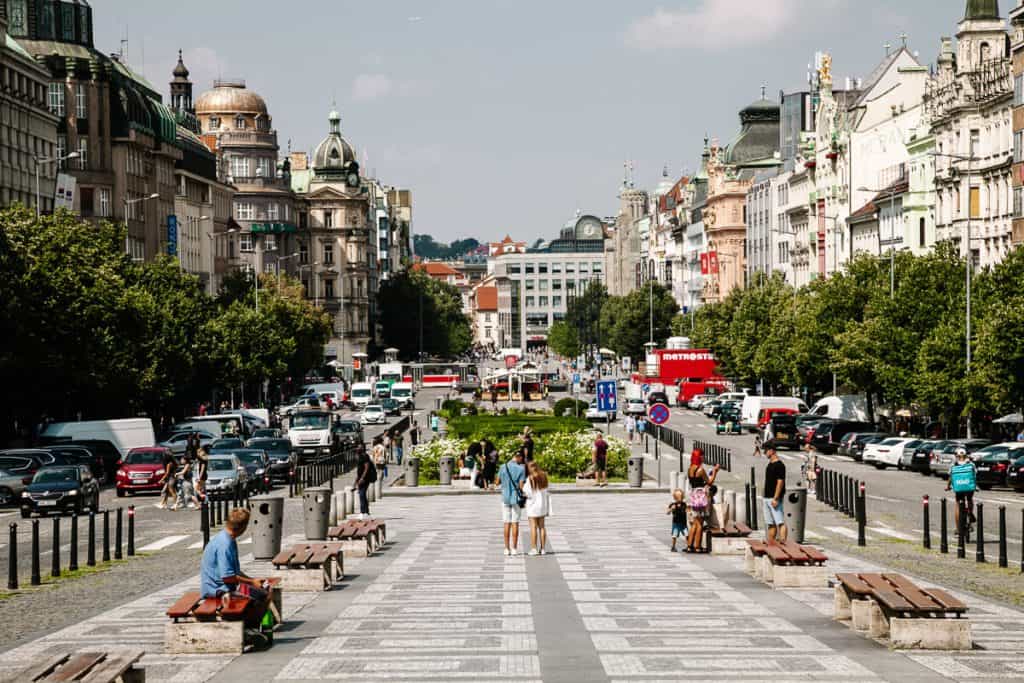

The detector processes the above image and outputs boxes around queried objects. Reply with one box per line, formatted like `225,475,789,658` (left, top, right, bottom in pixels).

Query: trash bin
406,457,420,488
439,456,454,485
628,455,644,488
249,495,283,560
785,487,808,543
303,486,331,540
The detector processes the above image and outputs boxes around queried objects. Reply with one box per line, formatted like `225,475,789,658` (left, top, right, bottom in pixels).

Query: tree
378,270,471,360
547,321,579,358
566,281,607,358
600,282,678,361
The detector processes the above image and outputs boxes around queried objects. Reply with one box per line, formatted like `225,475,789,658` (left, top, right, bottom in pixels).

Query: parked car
160,430,217,456
647,391,670,407
231,449,271,493
361,404,387,425
209,438,245,452
930,439,993,478
1007,454,1024,492
249,428,282,440
972,443,1024,489
764,414,801,450
625,398,647,416
52,440,122,482
808,421,876,454
205,454,248,498
43,445,106,483
0,469,28,506
796,415,833,440
702,399,723,417
277,396,320,418
708,400,739,419
863,437,920,468
907,439,947,474
380,397,403,417
894,439,925,470
716,408,742,435
246,438,295,480
21,465,100,517
0,449,53,481
585,399,617,422
115,447,171,497
848,434,888,462
687,394,715,410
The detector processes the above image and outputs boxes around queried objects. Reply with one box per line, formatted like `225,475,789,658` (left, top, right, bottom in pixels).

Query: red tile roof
475,286,498,311
413,262,461,277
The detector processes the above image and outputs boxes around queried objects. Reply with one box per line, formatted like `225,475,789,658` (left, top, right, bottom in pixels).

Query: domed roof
173,50,189,79
195,80,268,115
312,109,356,171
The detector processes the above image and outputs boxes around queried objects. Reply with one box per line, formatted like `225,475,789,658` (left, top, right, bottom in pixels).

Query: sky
95,0,971,243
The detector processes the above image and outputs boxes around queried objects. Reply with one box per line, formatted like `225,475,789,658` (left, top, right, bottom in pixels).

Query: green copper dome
965,0,1000,20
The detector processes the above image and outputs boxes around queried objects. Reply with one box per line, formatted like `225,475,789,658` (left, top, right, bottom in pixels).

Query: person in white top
523,462,552,555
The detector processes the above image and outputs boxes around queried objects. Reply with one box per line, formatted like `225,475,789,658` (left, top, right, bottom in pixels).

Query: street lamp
123,193,160,258
298,261,321,307
276,252,299,275
33,152,79,216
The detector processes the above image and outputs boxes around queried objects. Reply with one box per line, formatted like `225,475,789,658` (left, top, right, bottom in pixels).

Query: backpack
364,461,378,483
950,462,976,493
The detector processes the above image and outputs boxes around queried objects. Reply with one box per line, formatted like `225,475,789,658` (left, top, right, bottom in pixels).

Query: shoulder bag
505,464,526,508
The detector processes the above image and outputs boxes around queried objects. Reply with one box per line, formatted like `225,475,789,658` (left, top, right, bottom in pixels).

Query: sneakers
508,548,519,557
539,549,546,555
670,546,678,552
528,549,538,556
155,503,165,509
503,548,511,557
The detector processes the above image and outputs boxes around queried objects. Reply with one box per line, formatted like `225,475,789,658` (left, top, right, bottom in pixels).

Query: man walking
499,450,527,556
763,446,787,543
593,433,609,488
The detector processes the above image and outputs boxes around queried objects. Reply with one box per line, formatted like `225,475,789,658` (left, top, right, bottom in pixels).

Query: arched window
234,115,245,130
919,218,926,247
980,42,991,63
39,1,55,38
60,2,74,40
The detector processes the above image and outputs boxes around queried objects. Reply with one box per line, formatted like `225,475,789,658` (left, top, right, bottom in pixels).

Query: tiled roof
413,262,461,277
849,178,909,223
475,286,498,311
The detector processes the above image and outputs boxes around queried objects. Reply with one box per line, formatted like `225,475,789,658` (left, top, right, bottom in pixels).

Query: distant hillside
414,235,481,259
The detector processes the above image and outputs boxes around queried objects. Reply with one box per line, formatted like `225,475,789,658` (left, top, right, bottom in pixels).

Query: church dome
964,0,1000,20
173,50,189,79
312,109,356,171
195,80,268,115
739,97,780,124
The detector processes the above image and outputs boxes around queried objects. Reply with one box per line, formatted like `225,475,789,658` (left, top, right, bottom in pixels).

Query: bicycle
954,492,974,544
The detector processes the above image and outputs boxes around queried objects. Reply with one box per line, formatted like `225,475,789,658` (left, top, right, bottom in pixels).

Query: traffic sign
648,402,670,425
572,373,580,385
642,383,650,394
596,380,617,413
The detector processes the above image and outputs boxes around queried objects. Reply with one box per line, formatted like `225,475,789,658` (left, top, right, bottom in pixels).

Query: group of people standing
158,432,208,510
624,414,648,443
460,428,535,491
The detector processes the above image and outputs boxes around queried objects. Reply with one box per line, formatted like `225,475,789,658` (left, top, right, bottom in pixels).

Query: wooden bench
328,519,387,556
269,543,344,591
835,572,970,649
745,539,828,587
706,521,753,555
710,521,753,537
164,579,282,654
0,650,145,683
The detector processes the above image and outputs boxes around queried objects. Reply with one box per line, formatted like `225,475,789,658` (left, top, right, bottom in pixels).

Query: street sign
166,215,178,256
642,383,650,394
596,380,617,413
572,373,580,385
620,356,631,371
648,402,670,425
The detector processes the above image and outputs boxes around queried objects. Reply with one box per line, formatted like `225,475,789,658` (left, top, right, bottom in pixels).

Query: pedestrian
410,425,419,447
354,448,377,518
521,427,535,463
394,431,404,466
176,454,200,510
194,446,209,500
157,447,179,509
490,390,498,412
499,449,527,556
637,416,647,438
803,450,817,495
372,436,388,480
592,432,609,488
625,415,636,442
763,446,787,543
382,431,392,463
667,488,687,552
430,412,439,433
685,448,719,553
523,462,551,555
460,440,481,486
482,439,499,490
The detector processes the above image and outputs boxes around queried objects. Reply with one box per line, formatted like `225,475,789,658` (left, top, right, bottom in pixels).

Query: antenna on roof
900,32,908,48
761,84,767,99
884,42,892,56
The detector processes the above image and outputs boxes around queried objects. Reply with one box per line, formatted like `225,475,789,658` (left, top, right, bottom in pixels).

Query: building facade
1010,0,1024,245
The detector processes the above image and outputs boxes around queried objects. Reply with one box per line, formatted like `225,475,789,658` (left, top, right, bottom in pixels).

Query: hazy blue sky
95,0,971,242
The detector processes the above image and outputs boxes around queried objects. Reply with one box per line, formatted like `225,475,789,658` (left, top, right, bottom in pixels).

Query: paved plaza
3,490,1024,682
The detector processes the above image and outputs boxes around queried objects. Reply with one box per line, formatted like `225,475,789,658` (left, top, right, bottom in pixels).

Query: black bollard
856,482,866,547
30,520,40,585
957,502,966,559
127,505,135,556
114,507,123,560
744,483,752,527
975,502,985,563
87,512,96,566
50,516,60,578
7,523,17,590
922,495,931,549
998,506,1007,569
216,495,223,526
102,510,110,562
69,514,79,571
750,469,759,531
201,500,209,547
940,498,948,554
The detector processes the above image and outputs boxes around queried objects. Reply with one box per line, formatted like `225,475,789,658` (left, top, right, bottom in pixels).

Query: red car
757,408,798,429
115,447,171,497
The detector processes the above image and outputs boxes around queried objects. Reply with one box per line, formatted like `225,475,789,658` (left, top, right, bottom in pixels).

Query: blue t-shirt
499,461,526,507
200,529,240,598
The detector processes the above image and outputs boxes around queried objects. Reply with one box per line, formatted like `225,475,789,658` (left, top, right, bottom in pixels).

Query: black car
809,421,876,454
380,397,402,416
230,449,271,493
37,438,121,481
0,449,53,478
247,438,295,481
21,465,100,517
908,439,946,474
796,415,833,440
43,445,106,483
647,392,670,407
716,409,742,435
210,438,245,452
333,420,364,448
973,445,1024,489
765,414,801,450
849,434,887,462
1007,454,1024,492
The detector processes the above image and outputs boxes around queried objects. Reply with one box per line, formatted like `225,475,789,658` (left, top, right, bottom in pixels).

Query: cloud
625,0,802,51
351,74,432,102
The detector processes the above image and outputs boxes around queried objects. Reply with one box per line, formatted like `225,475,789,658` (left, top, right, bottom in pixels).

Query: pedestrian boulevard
3,492,1024,681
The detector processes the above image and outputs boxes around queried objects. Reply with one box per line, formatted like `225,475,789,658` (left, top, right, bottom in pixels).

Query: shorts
502,504,522,524
593,457,607,472
671,522,686,538
763,498,786,527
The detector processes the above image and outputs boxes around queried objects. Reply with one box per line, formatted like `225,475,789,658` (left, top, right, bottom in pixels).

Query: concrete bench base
575,477,598,488
340,538,372,558
834,584,852,620
743,547,759,575
709,537,748,556
768,563,828,588
851,599,873,632
889,616,972,650
452,477,475,489
165,621,244,655
269,559,343,592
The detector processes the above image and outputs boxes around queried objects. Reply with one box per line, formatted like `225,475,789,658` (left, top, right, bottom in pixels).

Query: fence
692,440,732,472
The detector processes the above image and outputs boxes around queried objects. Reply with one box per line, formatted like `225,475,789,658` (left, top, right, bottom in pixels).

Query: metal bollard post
102,510,110,562
744,483,752,528
69,514,79,571
856,482,866,547
127,505,135,556
114,507,123,560
87,512,96,566
30,520,40,585
749,466,758,531
940,498,948,554
957,503,966,559
201,500,210,547
922,495,931,549
975,502,985,563
7,523,17,590
51,516,60,578
998,506,1007,569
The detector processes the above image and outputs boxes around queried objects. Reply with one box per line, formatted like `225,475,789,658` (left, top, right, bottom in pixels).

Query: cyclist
947,447,977,537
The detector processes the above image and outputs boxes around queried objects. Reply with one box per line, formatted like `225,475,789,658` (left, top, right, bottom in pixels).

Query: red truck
633,348,728,404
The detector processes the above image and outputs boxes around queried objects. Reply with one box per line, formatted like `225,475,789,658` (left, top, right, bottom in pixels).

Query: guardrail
816,467,866,546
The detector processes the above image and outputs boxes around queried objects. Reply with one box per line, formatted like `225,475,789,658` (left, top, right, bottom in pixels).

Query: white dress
523,479,551,518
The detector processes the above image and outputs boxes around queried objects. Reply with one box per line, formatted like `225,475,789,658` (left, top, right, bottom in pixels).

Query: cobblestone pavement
4,489,1024,681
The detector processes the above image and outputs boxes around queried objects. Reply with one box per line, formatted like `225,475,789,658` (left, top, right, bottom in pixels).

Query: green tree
378,270,471,360
600,281,678,360
566,280,607,357
547,320,580,358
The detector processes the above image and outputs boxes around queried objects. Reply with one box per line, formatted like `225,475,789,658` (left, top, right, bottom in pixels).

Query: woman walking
372,436,388,480
685,449,720,553
461,440,482,487
523,462,551,555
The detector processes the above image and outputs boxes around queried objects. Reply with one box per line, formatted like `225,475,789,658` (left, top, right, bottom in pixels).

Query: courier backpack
950,461,976,493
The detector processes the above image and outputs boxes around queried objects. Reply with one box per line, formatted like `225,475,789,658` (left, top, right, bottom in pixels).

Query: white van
808,395,869,421
390,382,415,408
740,396,808,429
351,382,373,409
42,418,155,457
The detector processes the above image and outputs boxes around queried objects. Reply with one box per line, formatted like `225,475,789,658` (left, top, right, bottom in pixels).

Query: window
1015,132,1023,163
579,263,590,274
79,7,89,43
525,263,535,274
919,217,927,247
48,82,64,116
61,3,75,40
239,233,254,252
538,263,548,274
97,188,110,217
525,296,535,308
485,328,492,340
592,262,603,273
323,210,333,228
1015,187,1024,219
323,277,335,299
77,136,87,169
73,82,88,119
256,157,271,177
538,280,548,291
565,263,575,274
39,1,54,37
264,235,276,252
551,263,562,274
970,129,980,157
235,115,246,130
507,264,521,274
552,296,562,307
208,116,220,129
79,187,94,217
235,202,254,220
230,156,248,179
552,280,562,290
267,203,279,220
6,0,25,36
299,242,309,265
525,280,535,291
969,187,980,218
323,242,334,265
538,296,549,306
1016,75,1024,106
56,134,67,168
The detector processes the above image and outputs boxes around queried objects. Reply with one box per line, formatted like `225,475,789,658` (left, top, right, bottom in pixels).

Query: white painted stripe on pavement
868,527,916,541
823,526,858,539
802,530,824,540
137,534,190,552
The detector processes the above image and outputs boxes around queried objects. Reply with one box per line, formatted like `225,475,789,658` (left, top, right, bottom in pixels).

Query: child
667,489,687,552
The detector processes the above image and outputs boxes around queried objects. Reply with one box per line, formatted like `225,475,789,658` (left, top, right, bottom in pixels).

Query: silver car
160,430,217,455
0,469,27,506
929,439,993,478
205,455,248,497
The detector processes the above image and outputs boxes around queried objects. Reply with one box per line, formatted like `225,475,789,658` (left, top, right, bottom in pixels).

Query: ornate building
924,0,1014,268
605,169,647,297
1010,0,1024,246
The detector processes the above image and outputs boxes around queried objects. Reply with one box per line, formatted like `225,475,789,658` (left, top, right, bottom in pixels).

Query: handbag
505,464,526,508
688,486,709,510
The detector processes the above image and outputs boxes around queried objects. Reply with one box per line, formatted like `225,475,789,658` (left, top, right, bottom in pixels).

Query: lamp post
252,240,278,312
276,252,299,277
123,193,160,259
206,227,236,296
33,152,80,216
298,262,321,307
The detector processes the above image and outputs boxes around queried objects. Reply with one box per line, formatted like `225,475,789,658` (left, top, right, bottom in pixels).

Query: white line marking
137,534,190,552
868,527,917,541
824,526,858,539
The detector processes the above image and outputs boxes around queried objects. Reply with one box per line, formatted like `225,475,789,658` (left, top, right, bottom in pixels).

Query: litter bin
628,455,644,488
439,456,454,485
249,495,283,559
303,486,331,540
785,487,808,543
406,457,420,488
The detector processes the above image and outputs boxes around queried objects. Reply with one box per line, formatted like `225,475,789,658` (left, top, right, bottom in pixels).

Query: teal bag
950,462,976,493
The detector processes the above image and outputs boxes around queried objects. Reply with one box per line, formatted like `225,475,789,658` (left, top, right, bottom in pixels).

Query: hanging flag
700,252,709,275
709,251,720,275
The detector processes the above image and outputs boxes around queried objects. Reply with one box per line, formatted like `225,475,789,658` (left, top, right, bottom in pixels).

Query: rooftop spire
964,0,1000,20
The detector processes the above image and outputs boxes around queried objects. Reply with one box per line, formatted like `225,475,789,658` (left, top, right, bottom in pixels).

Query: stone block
889,617,972,650
452,477,474,489
340,538,372,558
164,621,243,655
833,584,852,621
769,564,828,589
575,477,598,488
851,599,872,632
268,558,343,592
709,537,748,556
868,600,889,638
758,554,773,583
743,547,757,575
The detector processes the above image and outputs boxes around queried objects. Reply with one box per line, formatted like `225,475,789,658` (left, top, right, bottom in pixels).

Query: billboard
53,173,76,210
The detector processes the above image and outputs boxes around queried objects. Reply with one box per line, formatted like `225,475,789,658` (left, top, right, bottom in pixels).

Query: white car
585,400,617,422
863,437,919,469
360,404,386,425
278,396,320,418
688,394,714,410
624,398,647,416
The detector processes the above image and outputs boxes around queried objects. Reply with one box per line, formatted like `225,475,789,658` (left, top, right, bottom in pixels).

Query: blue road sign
642,383,650,394
648,402,670,425
166,215,178,256
597,380,617,413
572,373,580,385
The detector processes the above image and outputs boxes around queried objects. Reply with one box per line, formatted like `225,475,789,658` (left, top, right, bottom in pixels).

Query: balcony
231,176,290,191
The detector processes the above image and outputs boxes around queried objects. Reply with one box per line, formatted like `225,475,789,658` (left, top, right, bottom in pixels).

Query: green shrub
553,397,588,417
446,414,588,439
438,399,477,419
